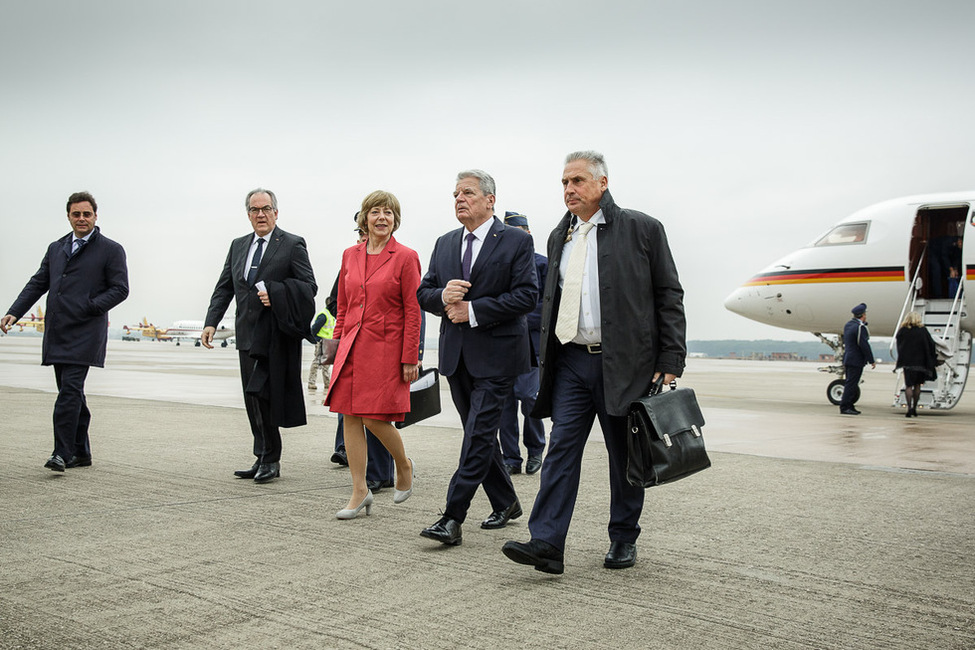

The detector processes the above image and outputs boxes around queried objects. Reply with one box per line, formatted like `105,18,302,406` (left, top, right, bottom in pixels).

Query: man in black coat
203,188,317,483
502,151,686,574
2,191,129,472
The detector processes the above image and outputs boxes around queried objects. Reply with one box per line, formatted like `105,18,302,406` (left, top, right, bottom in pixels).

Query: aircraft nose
724,285,754,317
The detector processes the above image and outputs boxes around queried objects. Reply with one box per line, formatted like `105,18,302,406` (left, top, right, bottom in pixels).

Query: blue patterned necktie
462,232,476,281
247,238,265,286
72,239,86,256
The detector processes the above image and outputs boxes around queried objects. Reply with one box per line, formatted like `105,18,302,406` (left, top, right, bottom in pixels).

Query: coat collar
63,225,101,258
356,235,401,280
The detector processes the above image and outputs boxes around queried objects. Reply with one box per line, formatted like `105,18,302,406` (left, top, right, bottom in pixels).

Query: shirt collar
571,209,605,228
466,216,495,241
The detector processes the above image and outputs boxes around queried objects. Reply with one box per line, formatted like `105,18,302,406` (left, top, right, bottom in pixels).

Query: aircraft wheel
827,379,845,405
194,340,201,347
221,340,228,348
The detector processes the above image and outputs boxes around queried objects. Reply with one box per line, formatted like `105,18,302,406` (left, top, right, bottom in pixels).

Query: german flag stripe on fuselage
742,266,905,286
967,264,975,281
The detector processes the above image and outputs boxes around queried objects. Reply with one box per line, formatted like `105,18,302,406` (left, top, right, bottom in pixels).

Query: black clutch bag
626,377,710,487
396,368,442,429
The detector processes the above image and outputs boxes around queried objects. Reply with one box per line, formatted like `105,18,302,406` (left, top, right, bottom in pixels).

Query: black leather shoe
502,539,564,574
234,461,260,479
44,454,66,472
65,455,92,468
254,462,280,483
505,464,521,475
481,500,523,529
330,449,348,466
604,541,637,569
420,516,462,546
840,408,860,415
525,455,543,475
367,479,395,492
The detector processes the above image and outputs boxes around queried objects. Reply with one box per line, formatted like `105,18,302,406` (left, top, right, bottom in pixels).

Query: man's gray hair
565,150,608,180
245,187,278,210
456,169,496,196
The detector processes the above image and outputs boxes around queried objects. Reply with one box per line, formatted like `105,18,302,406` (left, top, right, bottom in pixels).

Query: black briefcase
626,378,710,487
396,368,442,429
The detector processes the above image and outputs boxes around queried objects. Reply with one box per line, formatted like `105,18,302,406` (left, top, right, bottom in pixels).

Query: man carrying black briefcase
502,151,687,575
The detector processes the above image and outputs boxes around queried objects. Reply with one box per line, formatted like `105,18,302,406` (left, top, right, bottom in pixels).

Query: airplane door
911,205,967,300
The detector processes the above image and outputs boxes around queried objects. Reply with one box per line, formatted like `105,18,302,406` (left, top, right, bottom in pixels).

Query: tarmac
1,337,973,649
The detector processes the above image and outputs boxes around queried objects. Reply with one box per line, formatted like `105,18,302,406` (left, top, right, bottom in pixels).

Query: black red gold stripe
742,266,905,286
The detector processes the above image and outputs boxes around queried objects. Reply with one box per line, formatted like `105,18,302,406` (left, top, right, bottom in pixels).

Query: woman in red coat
325,190,421,519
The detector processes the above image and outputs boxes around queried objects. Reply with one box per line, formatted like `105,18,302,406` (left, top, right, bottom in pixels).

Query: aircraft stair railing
893,275,969,411
889,247,925,359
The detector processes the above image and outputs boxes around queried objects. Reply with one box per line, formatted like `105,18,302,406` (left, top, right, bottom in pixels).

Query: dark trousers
443,357,518,523
334,414,393,482
498,366,546,468
52,364,91,459
840,364,864,410
527,345,645,551
238,350,282,463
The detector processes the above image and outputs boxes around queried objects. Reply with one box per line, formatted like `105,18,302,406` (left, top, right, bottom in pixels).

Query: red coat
325,236,422,414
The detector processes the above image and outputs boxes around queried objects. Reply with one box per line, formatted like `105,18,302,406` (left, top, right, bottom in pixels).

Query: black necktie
462,232,476,281
247,238,265,286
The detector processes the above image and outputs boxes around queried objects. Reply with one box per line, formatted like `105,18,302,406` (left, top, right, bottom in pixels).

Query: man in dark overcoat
2,191,129,472
202,188,317,484
502,151,686,574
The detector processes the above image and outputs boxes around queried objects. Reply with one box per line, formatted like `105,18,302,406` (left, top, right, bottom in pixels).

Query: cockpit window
813,222,869,246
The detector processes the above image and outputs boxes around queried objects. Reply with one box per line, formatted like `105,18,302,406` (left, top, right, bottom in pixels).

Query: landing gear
827,379,844,406
828,379,858,406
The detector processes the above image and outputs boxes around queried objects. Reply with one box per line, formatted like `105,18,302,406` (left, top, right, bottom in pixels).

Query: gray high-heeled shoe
393,459,414,504
337,490,374,519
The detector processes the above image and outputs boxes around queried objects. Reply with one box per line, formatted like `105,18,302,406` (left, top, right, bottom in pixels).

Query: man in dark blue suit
417,170,538,546
839,302,875,415
498,211,548,475
2,191,129,472
503,151,686,574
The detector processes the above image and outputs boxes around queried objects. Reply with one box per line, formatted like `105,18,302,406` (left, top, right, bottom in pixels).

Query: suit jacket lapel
470,216,503,281
232,235,251,281
445,227,464,279
258,228,284,274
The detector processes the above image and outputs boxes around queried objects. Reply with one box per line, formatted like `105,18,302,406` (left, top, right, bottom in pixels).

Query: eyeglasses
248,206,276,216
70,211,94,218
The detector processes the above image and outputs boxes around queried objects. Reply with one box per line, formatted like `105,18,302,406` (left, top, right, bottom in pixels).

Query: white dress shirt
558,210,604,344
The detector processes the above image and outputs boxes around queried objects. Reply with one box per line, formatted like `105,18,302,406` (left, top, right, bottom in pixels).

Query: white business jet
725,191,972,411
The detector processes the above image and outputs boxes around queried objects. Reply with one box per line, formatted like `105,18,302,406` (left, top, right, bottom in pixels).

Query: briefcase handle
649,375,678,397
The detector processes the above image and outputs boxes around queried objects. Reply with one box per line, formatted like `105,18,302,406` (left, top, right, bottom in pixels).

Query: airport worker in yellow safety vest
308,307,335,391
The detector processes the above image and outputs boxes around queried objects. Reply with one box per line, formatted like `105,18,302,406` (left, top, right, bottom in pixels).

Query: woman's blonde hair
357,190,401,235
900,311,923,329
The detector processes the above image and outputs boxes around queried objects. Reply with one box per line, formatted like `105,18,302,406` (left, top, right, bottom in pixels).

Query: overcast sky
2,0,973,341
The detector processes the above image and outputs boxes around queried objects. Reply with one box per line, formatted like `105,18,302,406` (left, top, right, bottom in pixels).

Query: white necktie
555,221,595,344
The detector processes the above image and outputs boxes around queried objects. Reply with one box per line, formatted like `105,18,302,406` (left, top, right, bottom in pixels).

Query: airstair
891,280,970,411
